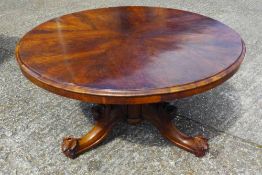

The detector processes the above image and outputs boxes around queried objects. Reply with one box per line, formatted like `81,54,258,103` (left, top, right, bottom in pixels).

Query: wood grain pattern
62,105,123,159
62,104,208,159
16,6,245,104
143,103,208,157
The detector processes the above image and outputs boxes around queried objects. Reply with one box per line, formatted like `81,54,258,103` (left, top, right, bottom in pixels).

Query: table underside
62,103,208,159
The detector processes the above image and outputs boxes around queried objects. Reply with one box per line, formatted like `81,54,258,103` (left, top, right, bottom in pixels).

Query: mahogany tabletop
16,6,246,104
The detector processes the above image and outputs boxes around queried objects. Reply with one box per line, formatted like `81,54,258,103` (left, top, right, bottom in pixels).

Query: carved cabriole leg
142,104,209,157
62,103,208,159
62,105,123,159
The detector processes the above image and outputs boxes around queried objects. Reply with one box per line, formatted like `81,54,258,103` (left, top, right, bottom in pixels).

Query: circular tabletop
16,6,245,104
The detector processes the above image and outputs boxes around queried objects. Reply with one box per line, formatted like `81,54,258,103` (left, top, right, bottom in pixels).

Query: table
15,6,245,159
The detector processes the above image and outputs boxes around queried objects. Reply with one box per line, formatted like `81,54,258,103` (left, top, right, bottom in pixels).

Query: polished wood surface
62,105,123,159
16,6,246,158
16,6,245,104
62,104,208,159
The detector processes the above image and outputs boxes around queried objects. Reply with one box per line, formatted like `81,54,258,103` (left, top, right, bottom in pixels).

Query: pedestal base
62,103,209,159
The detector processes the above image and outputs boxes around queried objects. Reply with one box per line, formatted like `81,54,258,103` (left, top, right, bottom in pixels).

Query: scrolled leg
142,103,209,157
62,105,123,159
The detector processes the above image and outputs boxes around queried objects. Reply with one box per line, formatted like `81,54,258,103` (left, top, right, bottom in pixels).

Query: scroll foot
143,104,209,157
62,137,79,159
61,105,123,159
191,135,209,157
